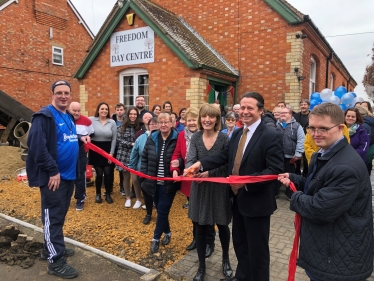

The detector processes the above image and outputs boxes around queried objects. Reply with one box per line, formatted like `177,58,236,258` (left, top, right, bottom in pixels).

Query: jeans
153,184,176,240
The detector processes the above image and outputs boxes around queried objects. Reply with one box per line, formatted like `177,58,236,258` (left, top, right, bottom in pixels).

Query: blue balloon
309,99,319,110
348,92,357,98
334,86,347,99
341,93,354,105
310,92,322,103
339,104,347,111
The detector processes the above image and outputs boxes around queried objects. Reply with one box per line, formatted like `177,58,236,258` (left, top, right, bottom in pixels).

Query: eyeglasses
226,118,236,122
158,121,170,125
54,91,71,97
149,123,158,126
306,124,340,135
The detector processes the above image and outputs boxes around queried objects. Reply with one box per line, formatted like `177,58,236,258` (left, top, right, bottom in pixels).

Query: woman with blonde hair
171,108,216,253
186,104,233,281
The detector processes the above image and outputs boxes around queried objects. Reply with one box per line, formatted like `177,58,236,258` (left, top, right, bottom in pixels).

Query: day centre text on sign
110,26,154,67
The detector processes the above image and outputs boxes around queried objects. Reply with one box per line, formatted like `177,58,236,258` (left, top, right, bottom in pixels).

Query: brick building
0,0,93,112
75,0,356,115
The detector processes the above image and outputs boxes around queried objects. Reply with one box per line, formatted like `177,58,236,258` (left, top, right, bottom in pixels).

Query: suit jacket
200,122,284,217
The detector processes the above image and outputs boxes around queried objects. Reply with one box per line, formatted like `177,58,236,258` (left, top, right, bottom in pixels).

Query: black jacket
290,137,373,281
294,111,309,133
140,128,180,196
200,121,284,217
261,112,276,129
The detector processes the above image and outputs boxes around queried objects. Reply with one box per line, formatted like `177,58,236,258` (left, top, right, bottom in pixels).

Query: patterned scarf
184,127,194,160
348,123,358,136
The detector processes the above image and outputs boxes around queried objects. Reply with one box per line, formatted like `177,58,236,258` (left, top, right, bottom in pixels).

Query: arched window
309,57,316,94
119,68,149,108
330,73,335,90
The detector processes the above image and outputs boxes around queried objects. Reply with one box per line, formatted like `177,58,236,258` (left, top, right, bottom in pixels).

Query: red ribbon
85,142,300,280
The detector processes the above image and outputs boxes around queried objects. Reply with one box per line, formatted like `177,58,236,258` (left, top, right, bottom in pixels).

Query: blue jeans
153,185,176,240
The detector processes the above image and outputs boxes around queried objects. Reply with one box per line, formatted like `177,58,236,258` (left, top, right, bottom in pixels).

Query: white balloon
328,95,340,105
320,88,332,101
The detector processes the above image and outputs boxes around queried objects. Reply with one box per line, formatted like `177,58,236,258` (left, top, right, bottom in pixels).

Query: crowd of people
25,80,373,281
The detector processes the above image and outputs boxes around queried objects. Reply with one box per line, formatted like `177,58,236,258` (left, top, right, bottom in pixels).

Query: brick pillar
186,77,208,108
285,31,304,112
79,85,89,116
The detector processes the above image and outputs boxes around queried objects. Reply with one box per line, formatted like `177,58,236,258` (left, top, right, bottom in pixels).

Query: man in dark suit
187,92,284,281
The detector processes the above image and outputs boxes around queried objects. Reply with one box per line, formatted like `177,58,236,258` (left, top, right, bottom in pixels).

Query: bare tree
363,44,374,99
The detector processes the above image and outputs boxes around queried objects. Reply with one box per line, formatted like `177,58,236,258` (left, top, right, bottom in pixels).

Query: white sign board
110,26,154,67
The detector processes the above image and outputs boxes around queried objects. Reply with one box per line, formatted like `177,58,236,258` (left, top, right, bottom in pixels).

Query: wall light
295,33,307,39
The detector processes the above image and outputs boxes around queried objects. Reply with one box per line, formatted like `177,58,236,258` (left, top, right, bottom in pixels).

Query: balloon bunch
309,86,363,111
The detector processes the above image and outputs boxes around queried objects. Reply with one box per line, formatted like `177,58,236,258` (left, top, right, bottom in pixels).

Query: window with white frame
309,57,316,94
119,68,149,108
52,46,63,65
330,73,335,90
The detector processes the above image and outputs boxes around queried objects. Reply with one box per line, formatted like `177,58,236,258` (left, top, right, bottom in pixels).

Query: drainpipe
235,77,239,104
325,52,333,88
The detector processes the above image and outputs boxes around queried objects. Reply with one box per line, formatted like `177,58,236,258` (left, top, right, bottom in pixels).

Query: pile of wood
0,225,43,268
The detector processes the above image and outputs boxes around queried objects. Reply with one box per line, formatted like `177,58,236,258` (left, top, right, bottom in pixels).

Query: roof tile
135,0,238,76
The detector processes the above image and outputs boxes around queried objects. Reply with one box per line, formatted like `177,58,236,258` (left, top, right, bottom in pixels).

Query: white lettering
63,133,78,142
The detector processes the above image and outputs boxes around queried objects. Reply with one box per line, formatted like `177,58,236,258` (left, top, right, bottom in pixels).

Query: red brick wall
329,62,355,92
80,11,210,116
152,0,298,109
301,37,328,97
0,1,92,112
301,37,356,97
153,0,356,107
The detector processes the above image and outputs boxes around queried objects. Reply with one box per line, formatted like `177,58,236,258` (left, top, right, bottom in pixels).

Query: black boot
186,239,196,250
222,259,233,277
105,193,113,204
150,240,159,254
205,243,215,258
95,194,102,203
143,214,151,225
193,267,205,281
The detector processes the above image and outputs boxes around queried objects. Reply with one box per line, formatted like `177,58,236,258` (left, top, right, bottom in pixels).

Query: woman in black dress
186,104,233,281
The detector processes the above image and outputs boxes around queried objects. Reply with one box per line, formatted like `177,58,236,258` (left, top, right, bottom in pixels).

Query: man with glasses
26,80,90,278
135,95,153,121
278,102,373,281
275,107,305,199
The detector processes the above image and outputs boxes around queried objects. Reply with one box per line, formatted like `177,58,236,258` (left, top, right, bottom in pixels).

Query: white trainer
124,199,131,208
133,200,142,209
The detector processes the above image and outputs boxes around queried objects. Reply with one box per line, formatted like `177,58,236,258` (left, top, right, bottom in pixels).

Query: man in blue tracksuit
26,80,89,279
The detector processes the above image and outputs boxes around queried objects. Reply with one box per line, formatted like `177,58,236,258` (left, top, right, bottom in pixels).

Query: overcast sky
71,0,374,100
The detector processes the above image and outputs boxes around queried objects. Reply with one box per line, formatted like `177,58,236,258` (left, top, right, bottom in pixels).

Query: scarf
348,123,358,136
184,127,194,160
